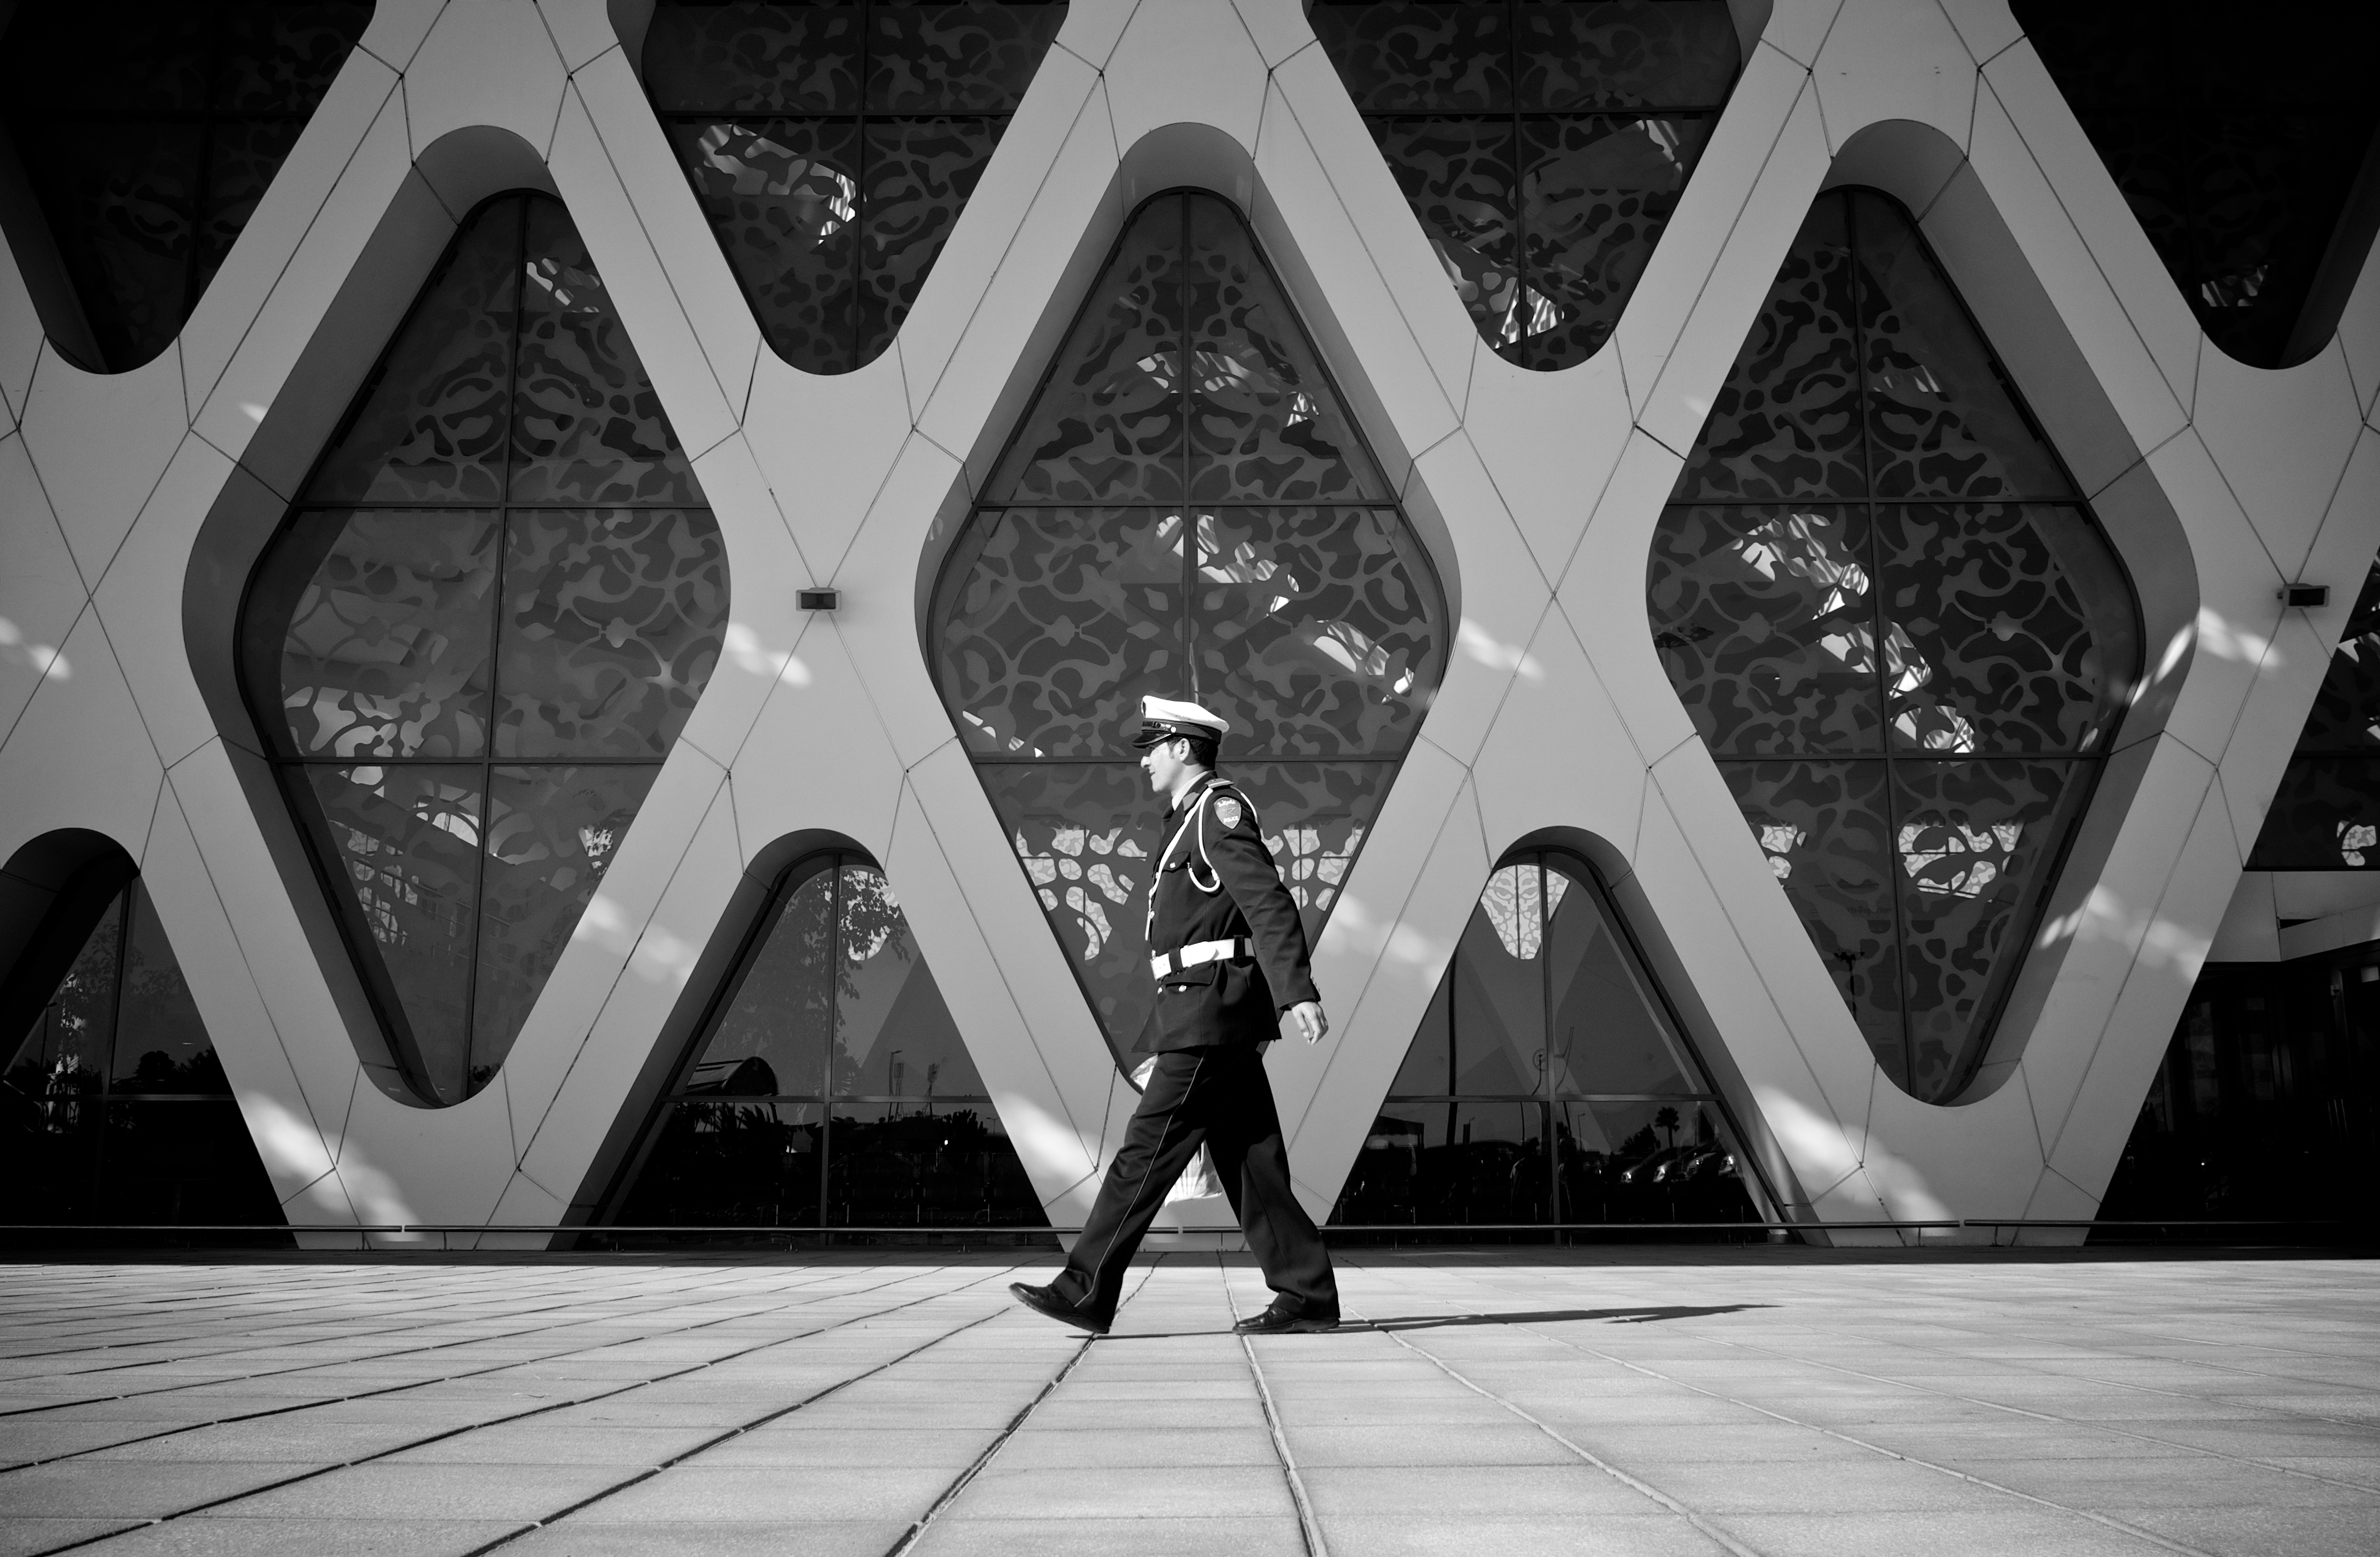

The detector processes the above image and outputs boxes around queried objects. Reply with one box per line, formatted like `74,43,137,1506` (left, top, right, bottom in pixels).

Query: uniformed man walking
1010,695,1341,1336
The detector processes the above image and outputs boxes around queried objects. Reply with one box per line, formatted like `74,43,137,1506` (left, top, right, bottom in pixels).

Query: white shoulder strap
1145,783,1220,940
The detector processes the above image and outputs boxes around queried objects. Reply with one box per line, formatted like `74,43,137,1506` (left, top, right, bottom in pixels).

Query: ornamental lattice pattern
239,193,728,1107
1648,189,2141,1103
934,192,1446,1065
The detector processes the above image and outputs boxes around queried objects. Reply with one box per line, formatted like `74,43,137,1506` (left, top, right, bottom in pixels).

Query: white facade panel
1,0,2374,1244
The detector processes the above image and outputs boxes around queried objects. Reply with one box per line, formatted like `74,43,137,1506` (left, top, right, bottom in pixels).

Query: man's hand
1285,1001,1328,1044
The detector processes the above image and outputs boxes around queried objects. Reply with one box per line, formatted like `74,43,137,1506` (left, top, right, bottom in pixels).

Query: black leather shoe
1009,1282,1111,1335
1234,1302,1340,1335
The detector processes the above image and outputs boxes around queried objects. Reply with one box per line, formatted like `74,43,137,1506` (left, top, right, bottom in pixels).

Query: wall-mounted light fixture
798,588,839,610
2283,583,2330,609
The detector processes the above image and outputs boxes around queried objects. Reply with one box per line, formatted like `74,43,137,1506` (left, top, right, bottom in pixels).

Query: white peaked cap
1133,694,1230,745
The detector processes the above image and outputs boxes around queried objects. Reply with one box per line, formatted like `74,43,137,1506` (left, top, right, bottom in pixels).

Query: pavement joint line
1672,1324,2380,1500
0,1266,743,1381
0,1266,787,1384
1637,1298,2380,1411
1438,1301,2233,1557
0,1265,670,1355
1215,1256,1329,1557
18,1266,1027,1557
1335,1298,1766,1557
0,1267,893,1462
465,1271,1038,1557
1795,1320,2380,1420
1369,1258,2380,1454
0,1264,854,1396
878,1259,1171,1557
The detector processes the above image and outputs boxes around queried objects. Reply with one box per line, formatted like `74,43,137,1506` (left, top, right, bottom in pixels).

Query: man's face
1140,736,1190,794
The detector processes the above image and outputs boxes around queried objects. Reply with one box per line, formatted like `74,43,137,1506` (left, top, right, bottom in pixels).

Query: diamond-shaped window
0,2,374,373
1309,0,1742,369
931,190,1449,1068
640,0,1067,374
2017,3,2380,369
1645,189,2143,1104
238,192,729,1107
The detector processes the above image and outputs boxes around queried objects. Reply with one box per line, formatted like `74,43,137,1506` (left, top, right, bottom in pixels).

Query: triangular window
2016,4,2380,369
641,0,1067,373
605,850,1049,1231
238,192,730,1106
1645,189,2142,1103
4,876,284,1229
0,2,374,372
1336,849,1763,1227
932,191,1448,1065
1310,0,1742,368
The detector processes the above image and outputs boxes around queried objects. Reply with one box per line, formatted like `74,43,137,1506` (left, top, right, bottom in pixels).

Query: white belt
1150,938,1251,979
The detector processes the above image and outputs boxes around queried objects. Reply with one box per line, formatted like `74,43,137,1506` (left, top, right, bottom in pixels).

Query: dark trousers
1052,1045,1338,1321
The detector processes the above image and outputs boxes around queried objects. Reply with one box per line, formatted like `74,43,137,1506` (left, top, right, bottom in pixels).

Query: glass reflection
643,0,1067,373
0,3,373,372
1310,0,1740,368
240,192,728,1106
2015,4,2380,369
608,853,1047,1234
935,192,1447,1067
3,880,283,1231
2252,551,2380,871
1648,189,2140,1102
1336,851,1760,1232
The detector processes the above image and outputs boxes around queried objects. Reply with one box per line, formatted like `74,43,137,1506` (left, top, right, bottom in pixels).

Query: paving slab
0,1252,2374,1556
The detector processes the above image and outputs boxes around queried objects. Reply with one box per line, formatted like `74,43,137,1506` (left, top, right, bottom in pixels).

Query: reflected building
1,865,282,1233
1335,850,1760,1232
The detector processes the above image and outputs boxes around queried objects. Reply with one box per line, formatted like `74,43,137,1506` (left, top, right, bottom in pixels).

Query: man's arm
1201,797,1321,1013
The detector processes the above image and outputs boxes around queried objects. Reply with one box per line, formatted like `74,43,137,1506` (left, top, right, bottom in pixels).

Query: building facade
2,0,2376,1245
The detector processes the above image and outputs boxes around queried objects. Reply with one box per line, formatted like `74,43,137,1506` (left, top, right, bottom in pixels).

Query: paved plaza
0,1249,2373,1556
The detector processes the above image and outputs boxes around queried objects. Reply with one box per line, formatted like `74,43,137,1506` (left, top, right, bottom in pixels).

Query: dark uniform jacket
1146,774,1320,1052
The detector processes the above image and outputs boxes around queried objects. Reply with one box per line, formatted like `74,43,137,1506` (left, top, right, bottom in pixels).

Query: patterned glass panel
643,0,1066,374
1648,189,2140,1102
0,2,373,372
2015,4,2380,369
1340,852,1761,1229
310,215,519,505
246,510,500,762
605,853,1049,1233
1371,118,1521,347
1647,504,1880,756
938,192,1445,1066
511,201,701,505
300,764,485,1088
2250,551,2380,869
4,881,282,1229
1314,0,1738,369
1672,195,1861,501
496,510,727,759
987,215,1187,504
469,765,658,1084
240,193,728,1106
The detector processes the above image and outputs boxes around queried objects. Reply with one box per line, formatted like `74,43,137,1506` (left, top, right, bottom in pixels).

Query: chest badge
1213,796,1242,829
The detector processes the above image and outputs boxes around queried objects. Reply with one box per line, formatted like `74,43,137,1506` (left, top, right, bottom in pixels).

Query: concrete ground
0,1250,2374,1556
